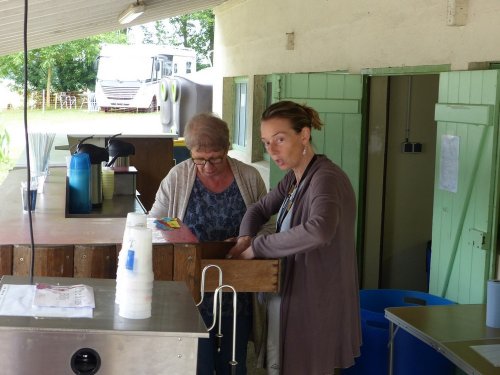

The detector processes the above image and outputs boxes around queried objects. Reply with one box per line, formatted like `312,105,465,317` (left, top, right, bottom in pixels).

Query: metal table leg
388,321,395,375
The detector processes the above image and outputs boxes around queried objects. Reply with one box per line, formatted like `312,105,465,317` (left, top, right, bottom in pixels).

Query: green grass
0,108,162,184
0,108,160,127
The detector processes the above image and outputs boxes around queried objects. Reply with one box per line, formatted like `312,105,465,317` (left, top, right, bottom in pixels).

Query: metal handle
198,264,224,343
212,284,238,370
197,264,223,306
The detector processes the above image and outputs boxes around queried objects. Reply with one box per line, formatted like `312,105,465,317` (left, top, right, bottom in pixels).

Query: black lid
107,139,135,158
76,143,109,164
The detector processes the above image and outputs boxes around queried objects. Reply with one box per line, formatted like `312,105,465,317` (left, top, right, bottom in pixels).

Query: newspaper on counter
0,283,94,318
33,283,95,308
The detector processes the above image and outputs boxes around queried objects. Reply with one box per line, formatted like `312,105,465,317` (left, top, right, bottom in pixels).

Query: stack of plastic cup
116,212,147,305
117,226,154,319
101,166,115,200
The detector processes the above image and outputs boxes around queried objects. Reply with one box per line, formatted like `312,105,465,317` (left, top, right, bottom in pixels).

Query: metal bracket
469,228,487,250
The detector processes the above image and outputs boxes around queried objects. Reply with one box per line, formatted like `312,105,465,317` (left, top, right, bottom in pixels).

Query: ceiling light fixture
118,1,146,25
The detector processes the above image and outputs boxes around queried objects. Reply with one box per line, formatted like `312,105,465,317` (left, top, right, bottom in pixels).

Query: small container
21,180,38,212
68,153,91,214
102,166,115,200
36,172,47,194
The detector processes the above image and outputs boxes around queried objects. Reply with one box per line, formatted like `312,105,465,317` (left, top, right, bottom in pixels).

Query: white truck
94,44,196,112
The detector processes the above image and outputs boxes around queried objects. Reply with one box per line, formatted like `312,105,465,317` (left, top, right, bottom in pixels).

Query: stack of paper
0,283,95,318
471,345,500,367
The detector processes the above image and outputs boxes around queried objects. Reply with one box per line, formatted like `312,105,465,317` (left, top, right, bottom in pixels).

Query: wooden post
153,244,174,280
74,245,118,279
173,243,201,301
0,245,13,276
13,245,74,277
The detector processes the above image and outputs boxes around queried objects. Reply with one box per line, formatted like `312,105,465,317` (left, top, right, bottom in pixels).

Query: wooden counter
0,167,138,246
0,167,281,299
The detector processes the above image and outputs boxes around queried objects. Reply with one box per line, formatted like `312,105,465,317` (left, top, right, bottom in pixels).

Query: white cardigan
149,156,268,221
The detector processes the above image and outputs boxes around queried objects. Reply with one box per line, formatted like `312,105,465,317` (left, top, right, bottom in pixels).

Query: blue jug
68,153,91,214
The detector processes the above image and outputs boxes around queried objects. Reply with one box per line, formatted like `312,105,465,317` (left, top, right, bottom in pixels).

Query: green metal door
269,73,365,208
430,70,500,303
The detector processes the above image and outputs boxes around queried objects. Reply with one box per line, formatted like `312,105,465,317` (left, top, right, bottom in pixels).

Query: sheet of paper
0,284,93,318
34,283,95,308
470,344,500,367
438,134,460,193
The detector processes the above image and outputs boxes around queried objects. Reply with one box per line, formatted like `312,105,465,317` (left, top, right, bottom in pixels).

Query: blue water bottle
69,153,91,214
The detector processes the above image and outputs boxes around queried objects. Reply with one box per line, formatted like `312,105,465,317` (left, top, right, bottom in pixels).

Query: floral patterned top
184,177,246,241
184,176,251,317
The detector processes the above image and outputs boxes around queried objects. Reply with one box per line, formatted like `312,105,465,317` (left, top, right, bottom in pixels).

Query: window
186,61,192,74
162,57,173,77
173,63,178,74
233,80,248,148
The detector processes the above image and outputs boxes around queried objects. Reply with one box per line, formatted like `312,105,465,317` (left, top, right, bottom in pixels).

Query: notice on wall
438,135,460,193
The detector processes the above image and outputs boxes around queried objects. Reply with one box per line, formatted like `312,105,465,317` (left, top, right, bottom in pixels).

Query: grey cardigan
240,155,362,373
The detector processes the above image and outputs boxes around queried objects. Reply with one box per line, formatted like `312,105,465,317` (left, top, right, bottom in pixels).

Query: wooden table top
386,304,500,342
385,304,500,374
0,167,197,246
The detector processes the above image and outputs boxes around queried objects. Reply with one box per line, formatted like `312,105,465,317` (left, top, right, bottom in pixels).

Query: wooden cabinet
0,242,281,300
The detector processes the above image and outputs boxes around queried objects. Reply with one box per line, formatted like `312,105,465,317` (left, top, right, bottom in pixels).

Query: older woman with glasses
150,112,271,375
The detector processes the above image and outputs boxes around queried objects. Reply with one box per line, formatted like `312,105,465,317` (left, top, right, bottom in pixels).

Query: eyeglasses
191,157,224,166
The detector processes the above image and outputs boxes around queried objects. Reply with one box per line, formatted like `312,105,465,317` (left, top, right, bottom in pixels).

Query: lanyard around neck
276,154,317,232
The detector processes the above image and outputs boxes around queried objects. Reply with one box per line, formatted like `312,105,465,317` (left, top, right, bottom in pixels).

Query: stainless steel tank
0,276,207,375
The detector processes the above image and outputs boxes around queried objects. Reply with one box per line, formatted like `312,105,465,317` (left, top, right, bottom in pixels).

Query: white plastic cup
116,281,153,312
120,291,153,305
116,220,151,306
123,227,153,274
118,276,153,320
126,212,148,227
116,213,148,304
119,303,152,319
113,304,150,329
119,277,154,289
120,213,148,257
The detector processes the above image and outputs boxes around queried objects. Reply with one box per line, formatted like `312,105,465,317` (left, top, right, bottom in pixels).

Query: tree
167,10,214,70
140,10,214,70
0,31,127,106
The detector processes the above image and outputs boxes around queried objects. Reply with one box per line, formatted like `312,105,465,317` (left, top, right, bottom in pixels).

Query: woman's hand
237,246,255,260
226,235,253,259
